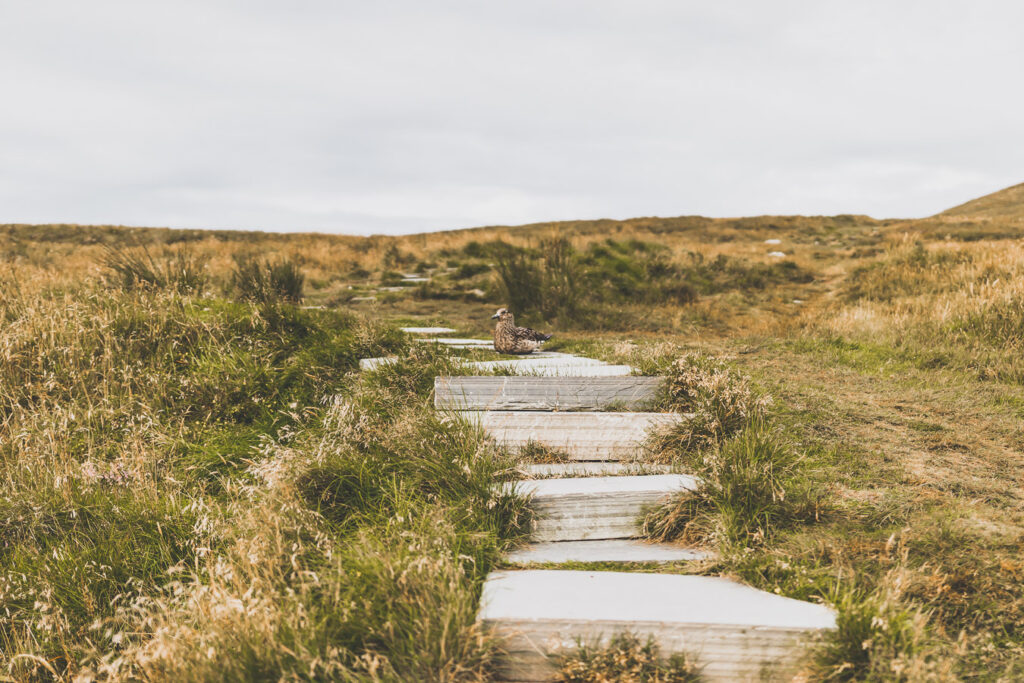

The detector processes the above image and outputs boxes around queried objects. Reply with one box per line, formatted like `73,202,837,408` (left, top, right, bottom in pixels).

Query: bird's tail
542,333,553,341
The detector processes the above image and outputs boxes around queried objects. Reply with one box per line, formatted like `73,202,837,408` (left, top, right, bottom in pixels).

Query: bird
491,308,552,354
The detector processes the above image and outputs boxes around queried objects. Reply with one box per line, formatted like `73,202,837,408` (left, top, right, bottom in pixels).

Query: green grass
0,272,530,680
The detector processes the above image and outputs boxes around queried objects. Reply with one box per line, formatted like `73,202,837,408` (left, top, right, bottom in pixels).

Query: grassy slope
3,191,1024,680
940,182,1024,220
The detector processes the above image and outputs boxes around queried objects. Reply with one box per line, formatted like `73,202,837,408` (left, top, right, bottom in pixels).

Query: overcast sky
1,1,1021,235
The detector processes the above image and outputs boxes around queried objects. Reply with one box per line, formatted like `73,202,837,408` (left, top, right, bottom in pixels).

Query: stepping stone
487,365,636,377
456,411,682,460
505,539,710,564
508,474,699,542
466,356,607,370
479,570,837,682
400,326,457,334
435,376,663,411
521,462,671,477
401,277,430,283
416,338,493,346
360,355,629,376
360,356,397,371
349,296,377,302
378,286,408,292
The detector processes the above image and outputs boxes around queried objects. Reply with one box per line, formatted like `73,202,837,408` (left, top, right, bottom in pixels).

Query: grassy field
2,182,1024,680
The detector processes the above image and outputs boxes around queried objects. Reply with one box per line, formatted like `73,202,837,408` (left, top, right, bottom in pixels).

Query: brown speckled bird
491,308,552,354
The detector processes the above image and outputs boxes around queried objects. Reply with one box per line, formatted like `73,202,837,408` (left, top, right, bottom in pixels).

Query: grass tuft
554,632,702,683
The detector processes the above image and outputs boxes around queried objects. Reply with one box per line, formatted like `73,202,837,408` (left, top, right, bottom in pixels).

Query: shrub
493,236,583,324
656,353,771,452
644,423,810,547
555,632,701,683
103,245,208,294
812,585,947,681
230,254,305,304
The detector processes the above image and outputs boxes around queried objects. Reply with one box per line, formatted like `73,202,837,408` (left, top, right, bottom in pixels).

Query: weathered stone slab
521,462,671,477
496,365,636,377
505,539,710,564
360,354,625,375
400,326,457,334
466,356,606,369
508,474,699,542
360,356,396,371
416,338,493,346
456,411,681,460
436,376,663,411
479,570,836,681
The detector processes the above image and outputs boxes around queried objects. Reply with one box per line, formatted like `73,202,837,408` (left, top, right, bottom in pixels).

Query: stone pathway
361,340,837,680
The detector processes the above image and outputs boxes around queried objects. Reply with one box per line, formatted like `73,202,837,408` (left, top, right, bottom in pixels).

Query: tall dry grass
0,259,524,681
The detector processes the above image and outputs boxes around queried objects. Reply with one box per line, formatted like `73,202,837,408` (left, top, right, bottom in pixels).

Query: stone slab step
505,539,710,564
479,570,837,682
466,356,607,369
508,474,699,542
400,326,456,334
436,376,663,411
489,365,636,377
416,337,493,346
457,411,682,460
521,462,671,478
360,352,603,373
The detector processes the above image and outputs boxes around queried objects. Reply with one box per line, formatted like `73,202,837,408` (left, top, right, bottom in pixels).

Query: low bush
812,584,947,681
654,353,772,452
230,254,305,303
644,423,813,547
103,245,208,294
555,632,701,683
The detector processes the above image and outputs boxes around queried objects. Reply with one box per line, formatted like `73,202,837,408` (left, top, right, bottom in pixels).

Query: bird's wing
514,325,552,342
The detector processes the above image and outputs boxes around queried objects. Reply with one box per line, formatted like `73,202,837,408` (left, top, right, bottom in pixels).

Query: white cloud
0,0,1021,234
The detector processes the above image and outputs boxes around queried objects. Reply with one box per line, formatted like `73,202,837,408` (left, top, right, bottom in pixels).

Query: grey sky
1,1,1021,234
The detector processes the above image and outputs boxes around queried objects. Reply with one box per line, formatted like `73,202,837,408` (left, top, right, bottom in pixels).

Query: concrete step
360,352,609,374
436,376,663,411
400,326,456,334
520,462,671,478
416,337,493,346
457,411,682,460
508,474,699,542
485,364,636,377
468,356,607,369
479,570,837,682
360,356,629,377
505,539,710,564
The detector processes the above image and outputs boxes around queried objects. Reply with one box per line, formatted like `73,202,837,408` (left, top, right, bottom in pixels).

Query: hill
3,189,1024,679
938,181,1024,220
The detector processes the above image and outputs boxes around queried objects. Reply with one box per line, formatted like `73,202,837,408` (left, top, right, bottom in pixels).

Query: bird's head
491,307,511,321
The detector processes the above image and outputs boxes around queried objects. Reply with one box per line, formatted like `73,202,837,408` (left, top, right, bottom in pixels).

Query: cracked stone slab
479,570,836,682
456,411,682,460
435,376,664,411
505,539,711,564
506,474,700,542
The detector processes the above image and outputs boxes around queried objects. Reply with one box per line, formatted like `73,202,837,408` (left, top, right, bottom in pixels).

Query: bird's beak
490,313,500,319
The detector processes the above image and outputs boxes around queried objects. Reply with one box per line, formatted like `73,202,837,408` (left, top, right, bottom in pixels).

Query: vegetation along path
414,331,838,681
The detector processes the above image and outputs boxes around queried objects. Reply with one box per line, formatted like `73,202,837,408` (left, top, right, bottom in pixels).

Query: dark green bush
103,245,208,294
230,254,305,303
